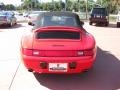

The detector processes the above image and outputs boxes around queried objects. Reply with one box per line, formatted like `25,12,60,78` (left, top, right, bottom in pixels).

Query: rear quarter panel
82,33,96,50
21,32,33,49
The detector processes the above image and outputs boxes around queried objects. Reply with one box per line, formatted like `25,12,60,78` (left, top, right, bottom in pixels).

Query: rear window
0,12,13,16
35,31,80,39
91,8,108,16
40,15,77,27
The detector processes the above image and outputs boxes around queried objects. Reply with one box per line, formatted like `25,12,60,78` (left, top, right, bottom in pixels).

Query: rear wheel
28,22,32,25
105,22,109,26
8,22,13,27
89,22,92,25
117,22,120,27
14,21,17,25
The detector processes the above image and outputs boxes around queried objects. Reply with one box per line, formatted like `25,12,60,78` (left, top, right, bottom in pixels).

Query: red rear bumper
21,55,96,74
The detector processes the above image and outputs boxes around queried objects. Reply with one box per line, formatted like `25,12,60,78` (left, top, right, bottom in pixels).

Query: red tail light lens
22,49,33,56
22,49,40,56
84,49,94,56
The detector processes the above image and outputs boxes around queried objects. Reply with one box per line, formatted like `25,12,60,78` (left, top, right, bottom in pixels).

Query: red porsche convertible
21,12,97,74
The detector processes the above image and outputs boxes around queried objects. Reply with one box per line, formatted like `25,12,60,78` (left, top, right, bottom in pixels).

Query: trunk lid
32,26,84,57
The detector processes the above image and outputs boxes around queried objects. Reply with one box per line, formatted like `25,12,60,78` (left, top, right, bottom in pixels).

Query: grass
109,16,117,22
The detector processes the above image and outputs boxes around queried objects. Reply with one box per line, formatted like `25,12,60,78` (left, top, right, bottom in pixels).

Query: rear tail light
84,49,94,56
22,49,33,56
33,50,40,56
77,51,84,56
22,49,40,56
77,49,94,56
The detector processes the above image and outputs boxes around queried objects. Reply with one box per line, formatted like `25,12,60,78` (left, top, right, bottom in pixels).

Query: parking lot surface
0,22,120,90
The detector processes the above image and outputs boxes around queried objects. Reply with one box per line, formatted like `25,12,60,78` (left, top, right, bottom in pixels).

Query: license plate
49,63,67,72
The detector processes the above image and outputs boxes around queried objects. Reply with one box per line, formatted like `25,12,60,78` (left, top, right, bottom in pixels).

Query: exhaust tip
28,69,33,72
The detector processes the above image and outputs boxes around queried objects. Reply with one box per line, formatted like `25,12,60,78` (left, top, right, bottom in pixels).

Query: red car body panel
21,26,97,74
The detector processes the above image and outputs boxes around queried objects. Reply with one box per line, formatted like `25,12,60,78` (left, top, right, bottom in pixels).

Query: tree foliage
1,0,120,14
96,0,120,13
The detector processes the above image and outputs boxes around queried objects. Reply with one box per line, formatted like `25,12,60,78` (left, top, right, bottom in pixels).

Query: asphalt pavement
0,22,120,90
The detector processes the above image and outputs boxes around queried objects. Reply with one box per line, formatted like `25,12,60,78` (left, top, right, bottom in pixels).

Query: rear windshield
35,31,80,39
40,15,77,27
91,8,108,16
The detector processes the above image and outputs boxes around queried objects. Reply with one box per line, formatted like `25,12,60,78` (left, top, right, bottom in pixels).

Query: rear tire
117,22,120,27
89,22,92,25
105,22,109,26
15,21,17,25
28,22,32,25
8,22,13,27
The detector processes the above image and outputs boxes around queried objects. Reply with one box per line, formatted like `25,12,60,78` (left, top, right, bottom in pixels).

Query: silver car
27,11,46,26
0,11,17,27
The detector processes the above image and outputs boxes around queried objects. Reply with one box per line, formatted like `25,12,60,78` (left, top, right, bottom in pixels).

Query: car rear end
0,13,10,25
28,11,46,25
21,26,96,74
89,7,109,26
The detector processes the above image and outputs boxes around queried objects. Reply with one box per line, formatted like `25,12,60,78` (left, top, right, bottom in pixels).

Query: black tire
117,22,120,27
89,22,92,25
8,22,13,27
105,22,109,26
28,22,32,25
14,21,17,25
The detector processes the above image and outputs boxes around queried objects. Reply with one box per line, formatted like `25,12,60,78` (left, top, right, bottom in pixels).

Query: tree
96,0,120,13
5,4,16,10
112,0,120,12
0,3,5,10
21,0,39,10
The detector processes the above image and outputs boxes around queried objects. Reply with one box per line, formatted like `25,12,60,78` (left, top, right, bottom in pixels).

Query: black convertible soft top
34,11,83,29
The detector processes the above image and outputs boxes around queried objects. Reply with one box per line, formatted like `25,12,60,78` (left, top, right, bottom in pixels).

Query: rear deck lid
32,26,83,50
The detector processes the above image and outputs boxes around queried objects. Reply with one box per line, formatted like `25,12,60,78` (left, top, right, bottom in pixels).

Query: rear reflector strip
22,49,94,56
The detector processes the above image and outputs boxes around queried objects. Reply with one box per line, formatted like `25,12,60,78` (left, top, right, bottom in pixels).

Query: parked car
21,12,97,74
23,12,30,17
27,11,46,26
13,11,22,16
89,7,109,26
117,11,120,27
0,11,17,27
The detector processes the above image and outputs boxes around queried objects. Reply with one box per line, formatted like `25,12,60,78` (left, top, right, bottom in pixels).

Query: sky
0,0,63,6
0,0,22,6
0,0,96,6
